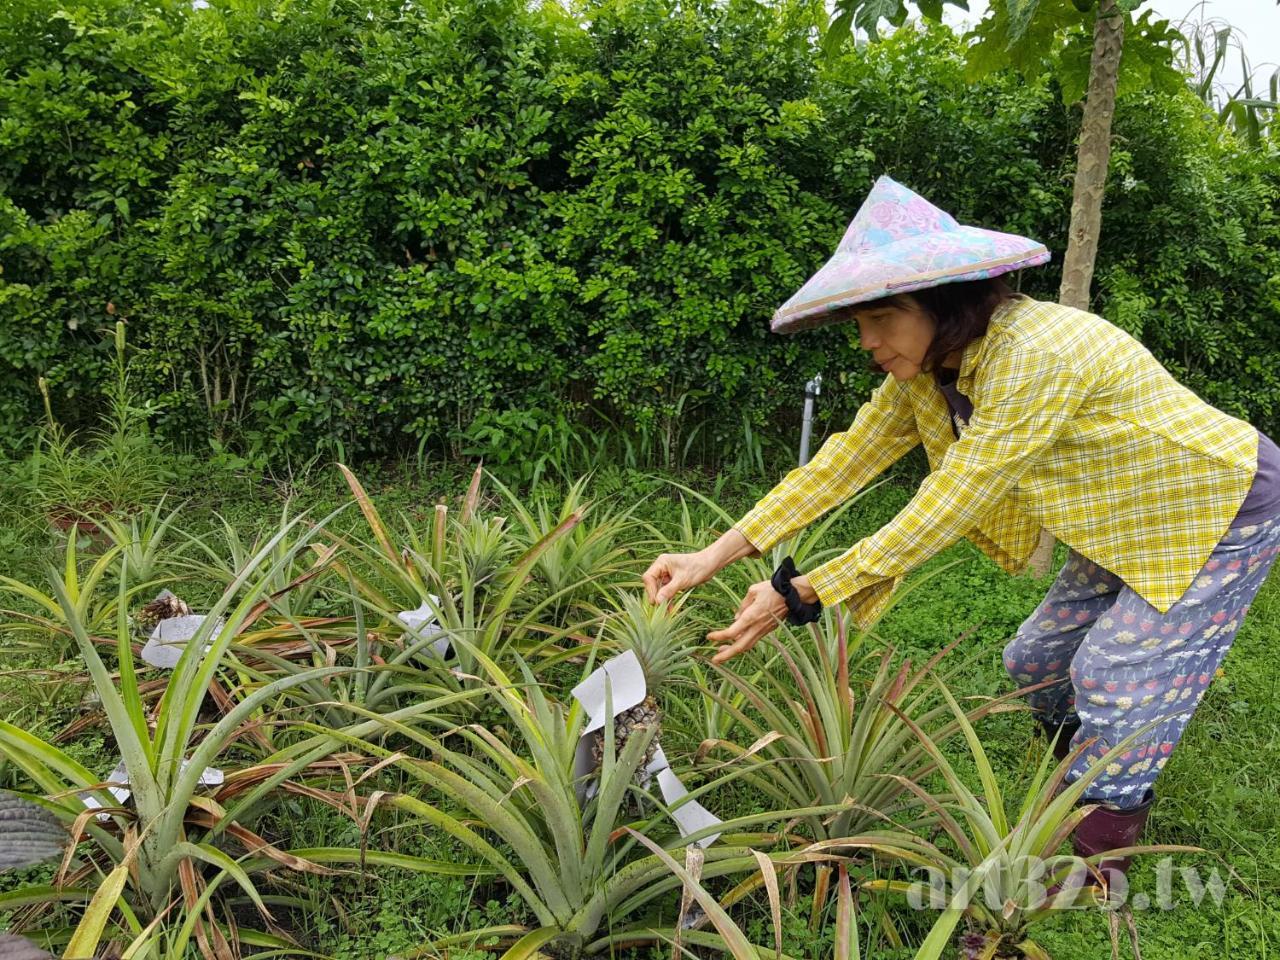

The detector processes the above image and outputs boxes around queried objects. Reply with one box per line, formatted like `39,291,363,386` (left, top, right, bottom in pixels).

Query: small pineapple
590,694,661,770
590,592,699,776
457,514,514,592
135,590,191,632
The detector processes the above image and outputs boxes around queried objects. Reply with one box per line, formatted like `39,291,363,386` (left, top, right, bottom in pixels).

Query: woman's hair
843,275,1018,374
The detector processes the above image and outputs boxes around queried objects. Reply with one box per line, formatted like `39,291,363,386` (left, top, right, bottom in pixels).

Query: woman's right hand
642,550,716,606
643,528,759,605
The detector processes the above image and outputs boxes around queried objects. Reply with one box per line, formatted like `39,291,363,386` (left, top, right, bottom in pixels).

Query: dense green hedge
2,0,1277,465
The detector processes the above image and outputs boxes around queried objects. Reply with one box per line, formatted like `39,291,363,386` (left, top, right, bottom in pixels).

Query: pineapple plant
456,512,516,594
590,592,701,775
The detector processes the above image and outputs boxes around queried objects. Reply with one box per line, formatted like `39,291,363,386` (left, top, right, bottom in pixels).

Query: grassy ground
1,455,1276,958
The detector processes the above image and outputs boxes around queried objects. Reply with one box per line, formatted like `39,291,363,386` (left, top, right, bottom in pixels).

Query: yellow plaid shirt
735,294,1260,630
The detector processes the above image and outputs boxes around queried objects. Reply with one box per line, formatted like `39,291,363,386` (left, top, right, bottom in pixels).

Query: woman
642,174,1280,883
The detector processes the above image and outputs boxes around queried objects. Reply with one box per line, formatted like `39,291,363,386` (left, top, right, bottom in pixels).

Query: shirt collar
957,294,1024,391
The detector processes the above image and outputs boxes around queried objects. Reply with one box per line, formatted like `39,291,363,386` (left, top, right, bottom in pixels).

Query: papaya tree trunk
1059,0,1125,309
1028,0,1125,576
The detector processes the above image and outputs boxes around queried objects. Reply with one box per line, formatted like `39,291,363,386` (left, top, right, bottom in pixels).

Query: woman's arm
644,373,917,608
643,528,759,605
806,345,1087,626
732,372,921,555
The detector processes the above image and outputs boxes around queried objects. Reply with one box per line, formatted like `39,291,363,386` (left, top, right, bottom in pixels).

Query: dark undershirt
931,365,1280,528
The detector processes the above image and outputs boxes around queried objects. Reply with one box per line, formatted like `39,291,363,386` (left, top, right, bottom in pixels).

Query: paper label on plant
141,614,220,669
396,596,452,659
79,760,131,821
79,758,223,821
650,746,722,848
571,650,647,734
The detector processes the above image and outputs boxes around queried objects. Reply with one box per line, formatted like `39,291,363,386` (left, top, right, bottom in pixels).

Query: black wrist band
770,556,824,626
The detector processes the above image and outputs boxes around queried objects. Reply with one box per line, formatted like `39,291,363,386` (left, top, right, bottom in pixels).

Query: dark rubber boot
1041,788,1154,904
1071,788,1156,889
1037,715,1082,763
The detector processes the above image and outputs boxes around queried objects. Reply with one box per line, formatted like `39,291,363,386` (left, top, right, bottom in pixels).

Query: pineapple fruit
590,592,699,776
135,589,191,632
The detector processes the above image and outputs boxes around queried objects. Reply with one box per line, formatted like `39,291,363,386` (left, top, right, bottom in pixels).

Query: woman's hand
643,529,759,605
707,580,786,663
708,574,819,664
643,550,717,605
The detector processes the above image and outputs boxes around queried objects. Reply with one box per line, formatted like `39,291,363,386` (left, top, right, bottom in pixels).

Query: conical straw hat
772,174,1050,334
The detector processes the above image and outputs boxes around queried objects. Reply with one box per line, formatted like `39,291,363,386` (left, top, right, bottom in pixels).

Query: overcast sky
940,0,1278,100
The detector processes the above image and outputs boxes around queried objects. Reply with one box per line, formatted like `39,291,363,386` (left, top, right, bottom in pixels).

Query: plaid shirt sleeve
733,373,920,552
806,343,1088,626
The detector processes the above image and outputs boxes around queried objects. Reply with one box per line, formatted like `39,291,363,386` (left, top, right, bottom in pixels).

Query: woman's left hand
708,575,818,664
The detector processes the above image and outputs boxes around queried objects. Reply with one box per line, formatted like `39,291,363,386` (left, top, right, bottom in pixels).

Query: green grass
2,453,1277,959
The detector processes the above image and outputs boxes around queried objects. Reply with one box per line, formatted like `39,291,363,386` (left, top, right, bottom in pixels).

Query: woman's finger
656,572,688,605
711,631,759,664
712,610,786,663
705,622,740,645
642,558,669,604
708,602,770,647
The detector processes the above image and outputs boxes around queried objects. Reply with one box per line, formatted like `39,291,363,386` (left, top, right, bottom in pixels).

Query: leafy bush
1,0,1275,468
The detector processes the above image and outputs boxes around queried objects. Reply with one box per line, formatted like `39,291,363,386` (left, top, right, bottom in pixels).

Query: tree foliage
1,0,1276,466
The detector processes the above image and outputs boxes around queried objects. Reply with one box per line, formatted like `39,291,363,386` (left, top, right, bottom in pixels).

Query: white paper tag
396,595,452,660
571,650,647,735
80,758,224,821
80,759,131,820
649,745,722,848
141,614,221,669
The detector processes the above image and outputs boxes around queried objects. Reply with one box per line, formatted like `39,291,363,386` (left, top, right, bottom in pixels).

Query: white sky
940,0,1278,99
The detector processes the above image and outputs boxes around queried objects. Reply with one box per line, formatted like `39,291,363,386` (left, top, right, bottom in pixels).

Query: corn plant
0,505,385,957
1173,12,1278,148
844,682,1203,960
312,636,846,960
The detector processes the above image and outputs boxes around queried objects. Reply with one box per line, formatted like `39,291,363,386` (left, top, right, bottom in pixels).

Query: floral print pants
1003,515,1280,808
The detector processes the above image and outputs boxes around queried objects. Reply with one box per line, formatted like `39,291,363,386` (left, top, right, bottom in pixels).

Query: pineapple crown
605,591,700,686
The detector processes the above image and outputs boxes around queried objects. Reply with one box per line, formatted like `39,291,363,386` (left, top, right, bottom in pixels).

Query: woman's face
847,296,937,381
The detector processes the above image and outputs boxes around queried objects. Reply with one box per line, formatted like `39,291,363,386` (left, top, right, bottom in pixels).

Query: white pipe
798,374,822,466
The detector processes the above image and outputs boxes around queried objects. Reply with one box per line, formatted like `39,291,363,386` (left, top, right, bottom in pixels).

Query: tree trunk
1059,0,1125,310
1028,0,1125,576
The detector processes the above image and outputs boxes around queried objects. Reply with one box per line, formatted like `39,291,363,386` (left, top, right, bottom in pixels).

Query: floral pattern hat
772,174,1051,334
